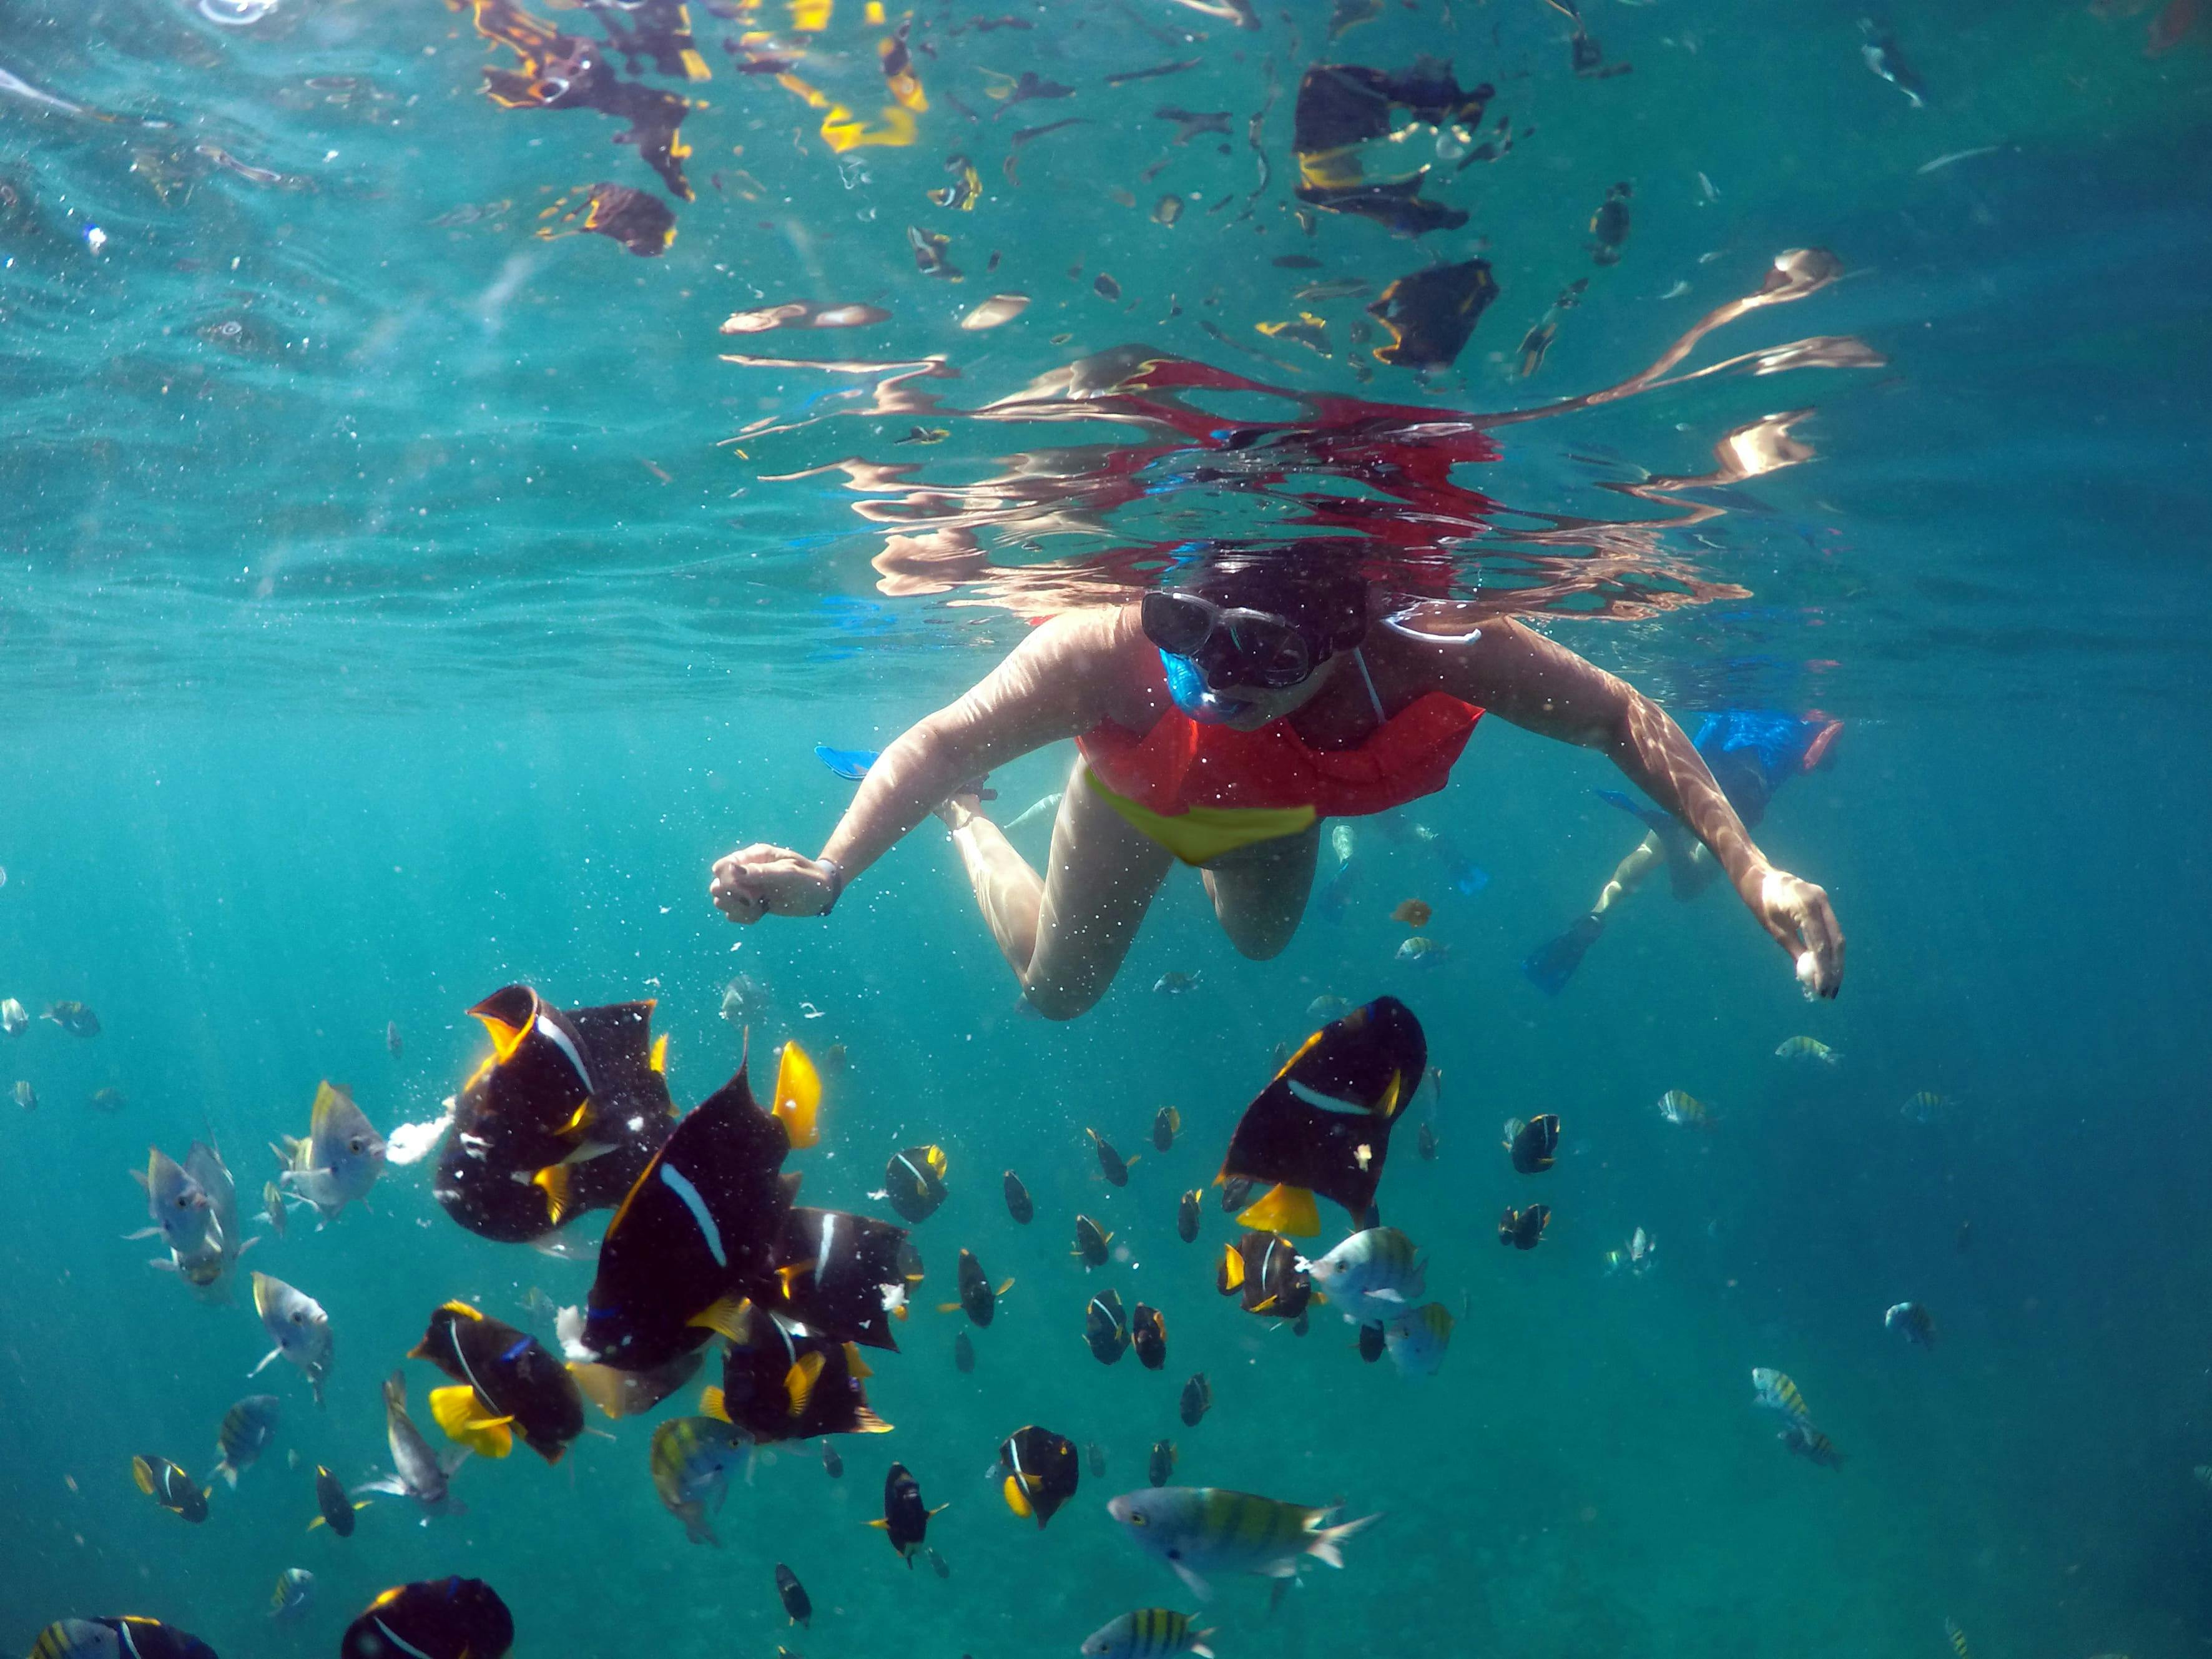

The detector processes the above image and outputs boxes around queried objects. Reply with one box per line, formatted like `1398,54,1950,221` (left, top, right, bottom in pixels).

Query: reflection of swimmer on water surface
1521,710,1843,995
710,546,1844,1019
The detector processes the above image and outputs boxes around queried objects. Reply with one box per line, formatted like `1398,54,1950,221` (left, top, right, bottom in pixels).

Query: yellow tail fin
1237,1183,1320,1238
430,1385,514,1459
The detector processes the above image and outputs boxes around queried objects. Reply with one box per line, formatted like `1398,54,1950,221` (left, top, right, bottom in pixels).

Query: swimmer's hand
710,844,838,923
1746,865,1845,998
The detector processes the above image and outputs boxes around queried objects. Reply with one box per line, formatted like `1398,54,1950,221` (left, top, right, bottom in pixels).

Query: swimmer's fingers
710,844,794,923
1792,882,1844,998
1755,868,1844,998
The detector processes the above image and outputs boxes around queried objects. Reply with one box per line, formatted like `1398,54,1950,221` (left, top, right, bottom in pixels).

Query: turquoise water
4,1,2211,1655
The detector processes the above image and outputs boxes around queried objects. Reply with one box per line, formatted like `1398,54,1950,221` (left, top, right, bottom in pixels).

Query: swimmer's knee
1021,977,1104,1021
1224,920,1297,962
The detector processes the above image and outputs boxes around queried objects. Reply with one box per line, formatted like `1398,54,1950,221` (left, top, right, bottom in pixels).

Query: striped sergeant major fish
1106,1486,1379,1599
1082,1608,1217,1658
1750,1367,1811,1424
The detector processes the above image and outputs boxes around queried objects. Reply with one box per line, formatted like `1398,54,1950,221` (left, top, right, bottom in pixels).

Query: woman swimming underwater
709,546,1844,1018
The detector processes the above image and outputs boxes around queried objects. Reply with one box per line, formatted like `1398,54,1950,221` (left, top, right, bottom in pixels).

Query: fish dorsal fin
1238,1183,1320,1239
785,1351,827,1417
440,1300,485,1322
1274,1028,1326,1083
1217,1244,1246,1293
773,1041,822,1150
469,988,537,1063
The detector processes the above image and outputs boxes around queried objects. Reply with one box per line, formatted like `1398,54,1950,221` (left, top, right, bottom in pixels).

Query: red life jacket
1078,655,1483,820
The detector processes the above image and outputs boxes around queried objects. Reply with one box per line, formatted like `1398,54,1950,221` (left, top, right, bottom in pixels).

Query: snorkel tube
1159,649,1255,725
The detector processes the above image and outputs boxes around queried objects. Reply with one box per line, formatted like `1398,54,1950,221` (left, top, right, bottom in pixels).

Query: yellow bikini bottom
1083,767,1318,867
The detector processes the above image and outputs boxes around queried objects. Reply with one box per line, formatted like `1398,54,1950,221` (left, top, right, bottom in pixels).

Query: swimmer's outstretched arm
1427,617,1846,996
709,611,1129,923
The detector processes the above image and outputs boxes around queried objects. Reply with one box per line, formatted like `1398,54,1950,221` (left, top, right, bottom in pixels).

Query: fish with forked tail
1108,1486,1379,1599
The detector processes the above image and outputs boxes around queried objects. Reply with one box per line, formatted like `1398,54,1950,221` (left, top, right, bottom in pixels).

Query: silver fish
250,1273,334,1405
167,1141,252,1302
1382,1302,1453,1376
275,1081,386,1221
1107,1486,1379,1599
354,1371,466,1516
130,1148,215,1256
0,998,27,1036
1297,1227,1426,1324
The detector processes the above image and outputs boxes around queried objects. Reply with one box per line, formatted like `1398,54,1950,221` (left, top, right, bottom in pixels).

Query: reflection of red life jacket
1076,654,1483,863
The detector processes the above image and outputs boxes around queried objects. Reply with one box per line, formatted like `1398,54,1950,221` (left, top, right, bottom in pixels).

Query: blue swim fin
1521,913,1603,996
1593,787,1675,837
815,744,880,782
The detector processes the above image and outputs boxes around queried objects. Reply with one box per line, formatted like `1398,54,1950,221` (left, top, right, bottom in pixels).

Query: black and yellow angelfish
1216,996,1425,1238
998,1424,1081,1529
560,1051,794,1373
702,1299,892,1444
131,1455,209,1524
340,1578,513,1659
1216,1230,1314,1321
410,1301,584,1464
33,1618,218,1659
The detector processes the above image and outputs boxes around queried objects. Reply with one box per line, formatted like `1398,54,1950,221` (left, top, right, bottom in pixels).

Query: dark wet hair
1177,542,1371,652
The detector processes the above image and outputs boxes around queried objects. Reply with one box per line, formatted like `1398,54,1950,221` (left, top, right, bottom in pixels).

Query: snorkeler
1521,709,1842,995
709,546,1844,1019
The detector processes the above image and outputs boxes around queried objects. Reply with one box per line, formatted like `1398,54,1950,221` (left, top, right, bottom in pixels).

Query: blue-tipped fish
649,1415,747,1545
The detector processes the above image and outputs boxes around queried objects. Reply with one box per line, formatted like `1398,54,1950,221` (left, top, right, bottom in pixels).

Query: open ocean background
2,1,2210,1655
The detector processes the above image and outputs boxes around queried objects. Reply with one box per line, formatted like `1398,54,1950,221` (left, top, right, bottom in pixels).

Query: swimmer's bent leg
944,757,1172,1020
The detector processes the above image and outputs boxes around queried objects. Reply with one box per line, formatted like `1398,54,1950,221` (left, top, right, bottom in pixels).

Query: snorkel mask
1140,558,1370,725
